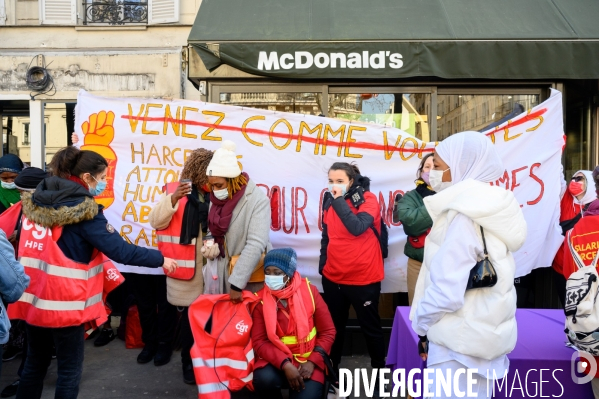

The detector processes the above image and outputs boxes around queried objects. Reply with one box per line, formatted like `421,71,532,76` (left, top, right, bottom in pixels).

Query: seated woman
251,248,336,399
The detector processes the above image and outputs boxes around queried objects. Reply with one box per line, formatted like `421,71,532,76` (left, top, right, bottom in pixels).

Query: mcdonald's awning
188,0,599,80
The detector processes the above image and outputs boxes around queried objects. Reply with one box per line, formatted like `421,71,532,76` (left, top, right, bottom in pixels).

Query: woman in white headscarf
410,131,527,399
552,169,597,306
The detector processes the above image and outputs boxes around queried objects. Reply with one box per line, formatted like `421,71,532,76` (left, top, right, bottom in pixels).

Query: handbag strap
480,226,489,257
567,229,599,270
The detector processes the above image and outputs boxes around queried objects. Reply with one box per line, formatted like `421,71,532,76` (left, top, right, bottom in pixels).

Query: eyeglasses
571,176,585,182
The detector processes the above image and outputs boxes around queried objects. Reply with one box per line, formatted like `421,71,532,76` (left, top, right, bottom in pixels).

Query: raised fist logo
80,111,118,209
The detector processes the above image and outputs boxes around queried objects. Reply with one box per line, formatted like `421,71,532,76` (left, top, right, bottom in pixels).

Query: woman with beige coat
200,140,272,303
148,148,213,385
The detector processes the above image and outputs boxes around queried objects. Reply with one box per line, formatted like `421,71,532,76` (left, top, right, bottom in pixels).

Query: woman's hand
171,182,192,207
229,289,243,304
200,244,220,260
283,361,305,392
71,132,79,144
331,186,344,199
418,335,428,362
162,257,178,274
298,360,315,380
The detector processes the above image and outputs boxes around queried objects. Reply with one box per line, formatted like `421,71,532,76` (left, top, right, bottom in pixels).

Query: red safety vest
0,201,21,236
84,259,125,338
189,292,259,398
156,182,196,280
8,217,108,328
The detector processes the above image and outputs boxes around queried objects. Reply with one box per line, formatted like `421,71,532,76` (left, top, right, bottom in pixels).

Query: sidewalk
0,339,373,398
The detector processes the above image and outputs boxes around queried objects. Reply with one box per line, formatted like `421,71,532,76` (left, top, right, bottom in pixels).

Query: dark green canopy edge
188,0,599,79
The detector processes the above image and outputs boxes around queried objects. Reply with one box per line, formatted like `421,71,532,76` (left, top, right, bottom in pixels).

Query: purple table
386,307,594,398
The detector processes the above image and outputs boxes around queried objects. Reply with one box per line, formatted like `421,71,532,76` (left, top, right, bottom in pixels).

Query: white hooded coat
410,132,527,364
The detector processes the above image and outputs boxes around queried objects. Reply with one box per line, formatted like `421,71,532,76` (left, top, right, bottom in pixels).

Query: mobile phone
204,234,214,247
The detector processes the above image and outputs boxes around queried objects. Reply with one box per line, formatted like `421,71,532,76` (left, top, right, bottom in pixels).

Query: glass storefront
436,94,540,140
219,92,325,115
329,93,431,141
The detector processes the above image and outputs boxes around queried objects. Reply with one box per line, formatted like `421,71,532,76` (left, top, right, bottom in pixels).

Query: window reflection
437,94,540,140
329,93,431,141
219,93,324,115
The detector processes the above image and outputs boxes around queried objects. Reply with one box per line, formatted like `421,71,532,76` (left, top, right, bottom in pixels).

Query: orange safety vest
156,182,196,280
279,279,317,364
8,217,108,329
84,259,125,338
189,292,259,398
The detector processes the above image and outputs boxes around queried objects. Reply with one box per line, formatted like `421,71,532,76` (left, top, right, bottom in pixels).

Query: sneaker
0,380,19,398
153,342,172,366
137,345,157,364
183,363,195,384
93,329,116,347
1,346,22,362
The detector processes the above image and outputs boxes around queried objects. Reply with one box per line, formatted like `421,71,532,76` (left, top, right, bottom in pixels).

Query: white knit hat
206,140,242,178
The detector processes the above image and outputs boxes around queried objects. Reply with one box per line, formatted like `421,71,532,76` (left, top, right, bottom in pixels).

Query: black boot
153,342,172,366
137,344,157,364
183,363,195,384
0,380,19,398
93,329,116,347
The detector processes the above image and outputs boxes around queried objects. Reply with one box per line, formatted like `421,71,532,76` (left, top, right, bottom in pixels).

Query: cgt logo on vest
21,218,50,251
236,320,249,335
106,268,120,282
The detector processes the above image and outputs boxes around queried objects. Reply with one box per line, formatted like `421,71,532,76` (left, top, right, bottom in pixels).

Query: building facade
0,0,202,167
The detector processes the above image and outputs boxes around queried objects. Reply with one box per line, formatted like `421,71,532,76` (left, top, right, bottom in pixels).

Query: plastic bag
203,259,220,294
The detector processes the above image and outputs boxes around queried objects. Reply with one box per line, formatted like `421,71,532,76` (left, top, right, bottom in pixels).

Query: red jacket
553,194,587,274
251,283,336,384
561,215,599,378
321,191,384,285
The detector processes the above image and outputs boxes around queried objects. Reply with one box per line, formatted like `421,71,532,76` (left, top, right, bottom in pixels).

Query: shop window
437,94,540,141
219,92,324,116
328,93,432,141
43,103,73,165
23,123,30,145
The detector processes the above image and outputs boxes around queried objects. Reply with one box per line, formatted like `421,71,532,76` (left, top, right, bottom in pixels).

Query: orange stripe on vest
156,182,196,280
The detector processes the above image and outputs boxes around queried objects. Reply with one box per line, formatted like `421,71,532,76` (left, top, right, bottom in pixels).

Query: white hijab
572,170,596,206
435,131,504,184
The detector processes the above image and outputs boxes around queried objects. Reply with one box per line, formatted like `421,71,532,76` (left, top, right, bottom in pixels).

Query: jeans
321,275,386,371
17,324,84,399
253,364,324,399
127,273,176,347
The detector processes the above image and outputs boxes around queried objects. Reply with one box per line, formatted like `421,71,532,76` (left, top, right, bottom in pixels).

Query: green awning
188,0,599,79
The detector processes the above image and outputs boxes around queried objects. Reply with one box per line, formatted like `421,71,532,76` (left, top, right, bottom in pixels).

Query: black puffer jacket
21,176,163,267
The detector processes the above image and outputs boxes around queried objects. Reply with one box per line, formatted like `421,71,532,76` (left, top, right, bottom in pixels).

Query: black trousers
252,364,324,399
553,268,567,308
127,273,177,347
180,307,194,366
321,275,386,370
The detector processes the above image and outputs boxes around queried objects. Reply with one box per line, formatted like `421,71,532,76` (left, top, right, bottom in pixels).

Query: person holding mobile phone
148,148,213,384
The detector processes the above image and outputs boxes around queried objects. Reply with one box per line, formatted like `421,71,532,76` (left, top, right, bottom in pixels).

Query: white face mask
429,168,452,192
213,188,229,200
265,274,287,291
328,183,348,196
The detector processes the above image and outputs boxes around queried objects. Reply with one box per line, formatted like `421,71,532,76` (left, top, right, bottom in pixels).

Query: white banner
74,89,564,292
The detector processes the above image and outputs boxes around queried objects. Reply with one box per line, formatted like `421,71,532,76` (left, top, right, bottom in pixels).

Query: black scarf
180,185,209,245
415,180,436,198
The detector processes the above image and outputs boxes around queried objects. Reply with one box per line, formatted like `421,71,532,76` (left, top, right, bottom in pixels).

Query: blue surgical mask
1,181,16,190
89,176,107,196
265,275,287,291
328,183,348,196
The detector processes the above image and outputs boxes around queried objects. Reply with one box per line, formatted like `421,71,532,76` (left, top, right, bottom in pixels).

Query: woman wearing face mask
551,170,597,306
11,146,177,399
410,132,527,399
148,148,213,383
319,162,386,381
0,154,24,219
394,153,435,305
200,140,271,303
252,248,336,399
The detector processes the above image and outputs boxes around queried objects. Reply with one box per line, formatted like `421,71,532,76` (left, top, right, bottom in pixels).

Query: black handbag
466,226,498,291
313,346,338,398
